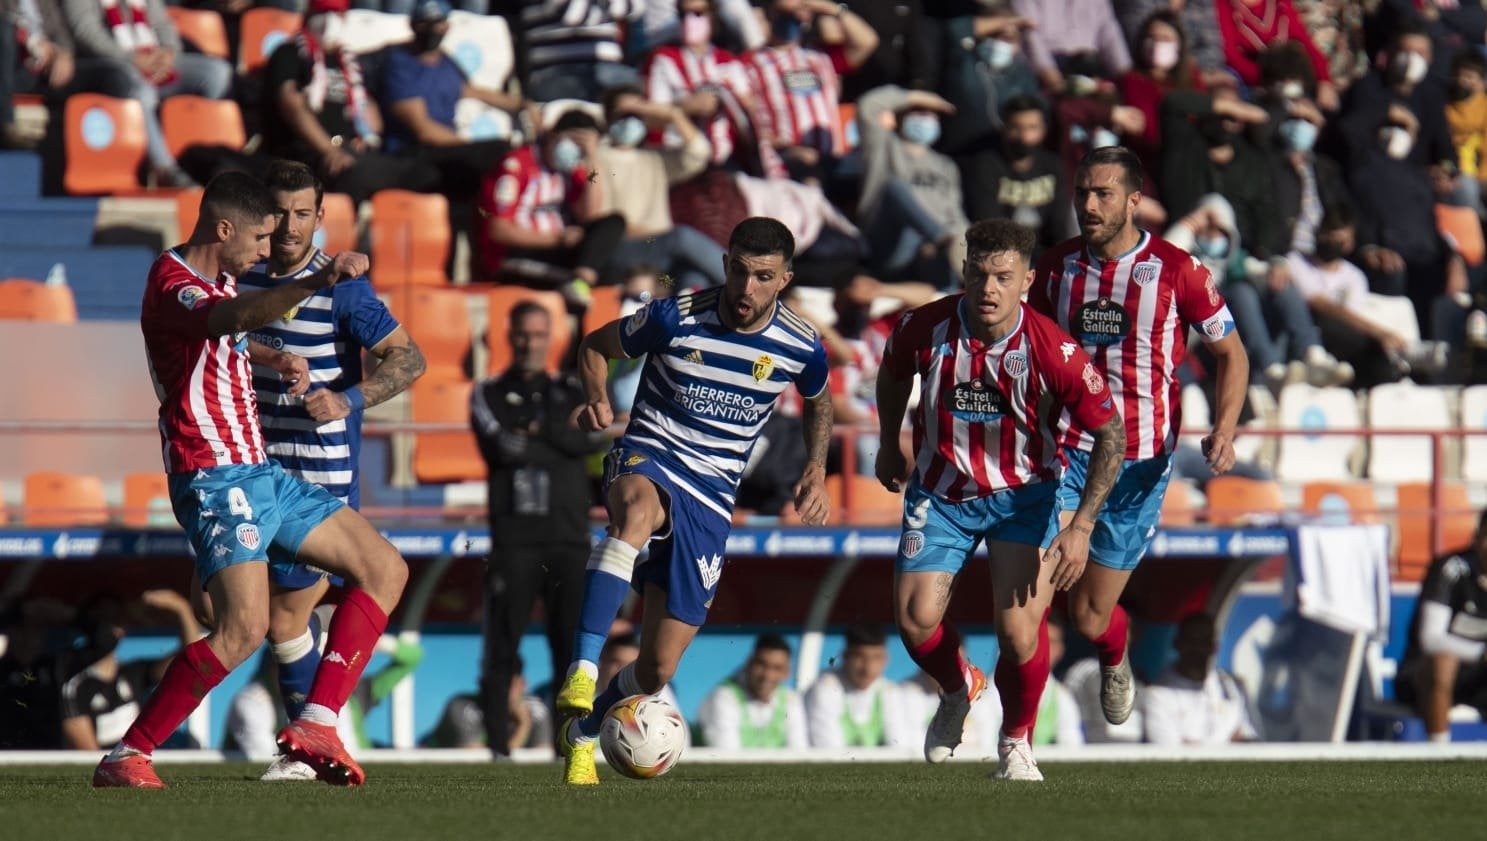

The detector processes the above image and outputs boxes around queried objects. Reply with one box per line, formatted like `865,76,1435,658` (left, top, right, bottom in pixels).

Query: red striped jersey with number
881,297,1117,501
742,44,845,156
1029,232,1235,459
140,250,266,472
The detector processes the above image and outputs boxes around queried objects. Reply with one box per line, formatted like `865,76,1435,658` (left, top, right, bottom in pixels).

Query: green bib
724,679,789,748
839,686,886,747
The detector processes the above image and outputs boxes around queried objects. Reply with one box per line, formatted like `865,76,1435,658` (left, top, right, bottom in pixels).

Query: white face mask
1146,39,1180,71
1396,50,1429,85
1092,127,1120,149
1279,80,1305,100
307,13,347,51
1380,125,1413,160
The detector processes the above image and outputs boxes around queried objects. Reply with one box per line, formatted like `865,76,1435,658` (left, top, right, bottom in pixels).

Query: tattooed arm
1072,413,1126,529
793,387,834,525
303,327,427,422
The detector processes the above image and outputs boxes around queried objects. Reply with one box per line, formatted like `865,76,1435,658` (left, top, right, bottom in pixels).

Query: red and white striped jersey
743,44,845,157
140,250,267,473
476,145,589,278
882,297,1117,501
1029,232,1235,459
644,44,753,167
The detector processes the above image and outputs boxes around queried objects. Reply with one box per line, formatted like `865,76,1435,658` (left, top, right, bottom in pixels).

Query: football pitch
3,760,1482,841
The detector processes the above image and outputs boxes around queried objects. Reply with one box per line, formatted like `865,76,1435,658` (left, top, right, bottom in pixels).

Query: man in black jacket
471,300,604,757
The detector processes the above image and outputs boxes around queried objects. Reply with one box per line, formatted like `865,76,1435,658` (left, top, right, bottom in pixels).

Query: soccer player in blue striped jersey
554,216,834,785
232,159,426,779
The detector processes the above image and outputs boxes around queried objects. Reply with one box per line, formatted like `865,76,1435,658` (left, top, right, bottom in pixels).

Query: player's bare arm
1202,332,1249,475
1047,413,1126,591
205,252,368,337
874,367,914,493
572,321,626,432
303,329,427,422
248,339,310,396
793,387,833,526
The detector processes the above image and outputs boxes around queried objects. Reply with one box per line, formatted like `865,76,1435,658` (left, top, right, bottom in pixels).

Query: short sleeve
480,154,528,221
1041,331,1118,433
793,339,830,399
617,297,679,357
152,273,218,338
265,42,305,96
881,308,922,380
333,278,401,350
1420,555,1468,607
59,678,86,720
382,50,422,104
1174,254,1235,344
1026,250,1060,319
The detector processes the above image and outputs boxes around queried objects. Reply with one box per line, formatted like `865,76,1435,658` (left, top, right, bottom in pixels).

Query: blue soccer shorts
1055,447,1173,571
168,461,345,587
895,479,1061,575
603,443,731,626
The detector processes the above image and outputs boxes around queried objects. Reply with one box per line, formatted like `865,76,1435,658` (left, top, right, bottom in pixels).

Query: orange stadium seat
369,190,450,287
1301,481,1380,523
1437,204,1485,266
161,96,247,159
411,377,485,483
123,473,173,528
0,480,7,525
827,474,902,525
1397,482,1477,580
319,193,359,254
1159,480,1197,526
239,8,303,74
0,278,78,322
1203,476,1284,526
24,471,109,527
486,287,570,375
583,284,624,337
64,94,147,195
392,287,472,380
166,6,230,59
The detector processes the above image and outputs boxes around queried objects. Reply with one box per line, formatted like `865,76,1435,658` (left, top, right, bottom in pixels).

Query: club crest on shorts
235,523,261,551
753,354,774,382
900,530,925,558
1132,261,1159,286
1001,349,1029,379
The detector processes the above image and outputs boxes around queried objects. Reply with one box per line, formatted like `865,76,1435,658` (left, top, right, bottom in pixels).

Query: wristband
342,386,365,412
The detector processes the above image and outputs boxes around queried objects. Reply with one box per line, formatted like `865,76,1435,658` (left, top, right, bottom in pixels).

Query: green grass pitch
3,761,1483,841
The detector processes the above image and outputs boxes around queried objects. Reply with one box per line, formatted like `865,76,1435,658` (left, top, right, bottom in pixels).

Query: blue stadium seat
0,246,155,321
0,151,42,200
0,198,102,246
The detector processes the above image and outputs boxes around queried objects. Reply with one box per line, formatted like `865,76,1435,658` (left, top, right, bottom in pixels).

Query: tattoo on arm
802,388,834,469
1075,414,1126,524
360,340,427,409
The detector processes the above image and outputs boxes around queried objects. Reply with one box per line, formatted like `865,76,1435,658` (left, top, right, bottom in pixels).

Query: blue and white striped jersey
618,288,830,519
240,249,401,507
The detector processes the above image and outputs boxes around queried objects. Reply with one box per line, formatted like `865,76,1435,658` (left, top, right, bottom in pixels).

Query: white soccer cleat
992,736,1043,781
924,663,987,764
1101,655,1135,725
260,756,318,782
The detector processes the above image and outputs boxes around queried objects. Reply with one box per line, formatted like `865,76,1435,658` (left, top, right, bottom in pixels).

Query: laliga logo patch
1001,349,1029,379
900,530,925,559
1082,362,1105,394
1132,261,1159,286
235,523,261,551
625,304,649,336
176,285,209,310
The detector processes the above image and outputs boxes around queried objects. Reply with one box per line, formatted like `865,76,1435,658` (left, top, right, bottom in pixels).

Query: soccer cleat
556,670,596,718
558,717,599,786
92,753,166,789
276,720,365,787
1101,654,1135,725
260,756,318,782
923,663,988,764
992,736,1044,781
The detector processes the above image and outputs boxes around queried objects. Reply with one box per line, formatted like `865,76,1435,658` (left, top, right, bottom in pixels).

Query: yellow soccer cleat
556,670,596,717
558,718,599,786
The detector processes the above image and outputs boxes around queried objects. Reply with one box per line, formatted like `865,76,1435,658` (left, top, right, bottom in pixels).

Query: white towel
1288,523,1391,637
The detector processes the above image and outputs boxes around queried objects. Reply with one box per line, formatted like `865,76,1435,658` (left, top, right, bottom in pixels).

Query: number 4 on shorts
228,487,254,520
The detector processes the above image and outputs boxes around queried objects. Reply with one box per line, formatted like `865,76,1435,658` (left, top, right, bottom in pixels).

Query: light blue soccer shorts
168,461,345,587
1055,447,1173,571
895,479,1061,574
603,443,731,626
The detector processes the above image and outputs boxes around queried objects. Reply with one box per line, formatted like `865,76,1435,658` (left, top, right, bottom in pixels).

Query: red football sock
904,622,967,694
120,638,226,754
995,622,1050,742
1090,604,1129,668
305,588,388,712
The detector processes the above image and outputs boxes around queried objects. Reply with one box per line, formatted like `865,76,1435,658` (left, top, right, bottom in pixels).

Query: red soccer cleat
92,753,167,789
276,720,365,787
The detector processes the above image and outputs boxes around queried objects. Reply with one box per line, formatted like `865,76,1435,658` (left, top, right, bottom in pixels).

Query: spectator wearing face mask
935,9,1040,156
1114,0,1228,83
1010,0,1131,96
1445,49,1487,211
853,84,968,289
1119,10,1206,197
959,95,1073,255
1337,24,1455,176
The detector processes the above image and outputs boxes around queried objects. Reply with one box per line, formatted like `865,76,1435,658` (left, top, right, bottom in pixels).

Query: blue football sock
272,614,321,720
571,539,641,668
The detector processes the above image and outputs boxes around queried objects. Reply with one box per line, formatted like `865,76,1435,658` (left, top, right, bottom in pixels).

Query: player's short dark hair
1000,94,1046,124
1257,41,1316,91
753,632,792,657
200,170,278,230
965,218,1035,264
551,108,602,135
844,623,887,649
600,84,645,122
1077,145,1144,193
728,217,795,267
263,158,324,209
1318,204,1356,234
508,299,551,329
1452,47,1487,78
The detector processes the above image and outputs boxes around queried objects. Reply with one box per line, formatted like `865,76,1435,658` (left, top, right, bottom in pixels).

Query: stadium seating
318,193,360,254
341,9,413,54
0,278,78,322
161,96,247,159
410,377,485,483
369,190,451,287
1396,482,1477,579
239,8,302,75
0,246,156,321
1275,383,1361,482
23,471,108,527
1461,385,1487,483
826,474,901,525
0,151,42,199
1354,294,1422,346
165,6,231,59
1366,381,1450,482
583,285,624,338
486,287,570,375
122,472,173,528
63,94,146,195
1301,481,1380,524
1159,479,1198,526
393,287,473,381
0,480,7,525
1204,476,1284,525
0,199,104,247
1437,204,1485,266
443,11,515,90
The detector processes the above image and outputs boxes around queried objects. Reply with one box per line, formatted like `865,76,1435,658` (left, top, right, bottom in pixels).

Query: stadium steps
0,246,155,321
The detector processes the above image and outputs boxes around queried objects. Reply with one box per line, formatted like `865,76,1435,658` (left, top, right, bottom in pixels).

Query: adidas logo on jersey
695,553,723,590
685,349,704,365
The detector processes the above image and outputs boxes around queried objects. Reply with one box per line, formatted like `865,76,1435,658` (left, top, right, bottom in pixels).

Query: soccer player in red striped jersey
876,219,1126,781
1028,147,1251,729
93,172,408,789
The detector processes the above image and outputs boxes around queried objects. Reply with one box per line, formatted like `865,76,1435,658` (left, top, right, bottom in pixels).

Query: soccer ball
598,694,687,779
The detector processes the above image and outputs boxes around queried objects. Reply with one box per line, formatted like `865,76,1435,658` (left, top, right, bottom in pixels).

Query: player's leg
267,576,331,720
987,537,1055,782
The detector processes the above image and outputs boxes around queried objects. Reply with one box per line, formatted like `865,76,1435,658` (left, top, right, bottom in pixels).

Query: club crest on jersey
1082,362,1105,394
625,304,649,336
753,354,774,382
1001,349,1029,379
1132,261,1160,286
1074,297,1132,346
176,285,209,310
900,530,925,559
1201,314,1233,339
235,523,261,551
624,453,647,467
946,379,1007,423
